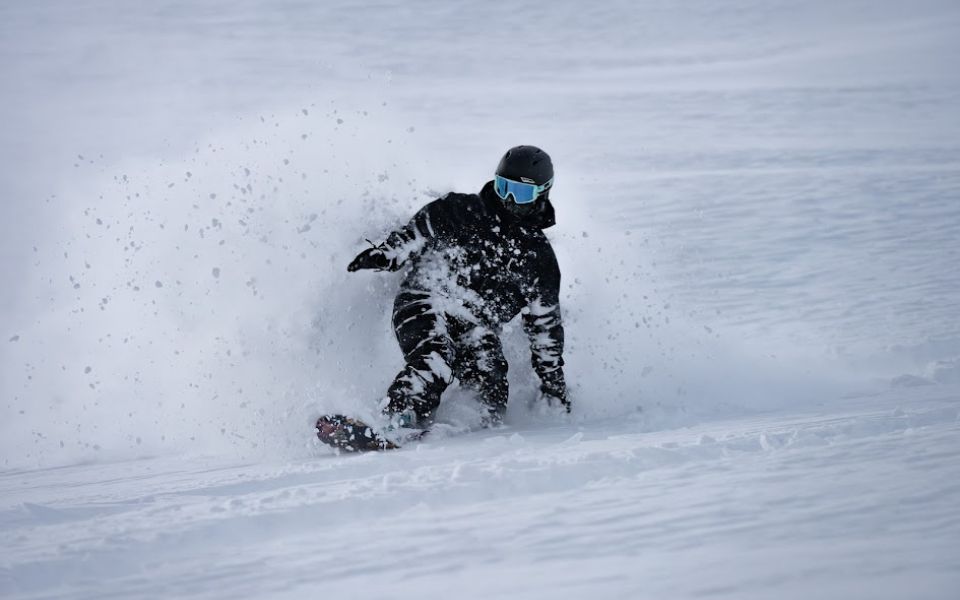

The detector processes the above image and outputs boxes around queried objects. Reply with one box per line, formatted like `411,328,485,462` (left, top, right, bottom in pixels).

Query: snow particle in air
84,366,92,374
212,267,221,278
155,281,163,288
9,335,19,342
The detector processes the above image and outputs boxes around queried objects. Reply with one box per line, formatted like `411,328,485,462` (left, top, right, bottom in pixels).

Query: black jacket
380,181,565,390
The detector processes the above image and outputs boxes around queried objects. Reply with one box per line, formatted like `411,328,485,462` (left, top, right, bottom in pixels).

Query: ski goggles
494,174,553,205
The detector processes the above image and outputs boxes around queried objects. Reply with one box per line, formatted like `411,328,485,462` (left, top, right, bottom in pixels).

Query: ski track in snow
2,387,958,599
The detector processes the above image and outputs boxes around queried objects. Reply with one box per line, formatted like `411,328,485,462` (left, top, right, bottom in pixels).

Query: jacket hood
480,180,556,230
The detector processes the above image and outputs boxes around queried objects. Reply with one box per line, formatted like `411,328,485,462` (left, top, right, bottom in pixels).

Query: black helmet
496,145,553,186
493,146,554,218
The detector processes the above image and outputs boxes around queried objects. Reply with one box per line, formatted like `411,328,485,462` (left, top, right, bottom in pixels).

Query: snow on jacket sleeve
379,197,448,270
521,243,567,399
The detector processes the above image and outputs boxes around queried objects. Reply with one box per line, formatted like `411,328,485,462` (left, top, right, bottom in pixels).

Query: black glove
539,369,570,413
347,244,389,272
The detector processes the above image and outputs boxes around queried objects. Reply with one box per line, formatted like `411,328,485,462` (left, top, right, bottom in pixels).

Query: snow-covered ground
3,387,958,599
2,1,959,598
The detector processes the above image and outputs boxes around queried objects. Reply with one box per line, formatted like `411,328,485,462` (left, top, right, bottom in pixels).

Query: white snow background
1,0,959,598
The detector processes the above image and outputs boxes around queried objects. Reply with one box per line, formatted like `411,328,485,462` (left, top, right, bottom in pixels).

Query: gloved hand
347,243,389,272
539,369,570,413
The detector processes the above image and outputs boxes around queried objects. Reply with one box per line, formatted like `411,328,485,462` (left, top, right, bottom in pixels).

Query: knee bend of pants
392,293,451,357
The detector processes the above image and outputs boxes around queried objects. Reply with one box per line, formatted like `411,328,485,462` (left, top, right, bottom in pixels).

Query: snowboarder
325,145,568,448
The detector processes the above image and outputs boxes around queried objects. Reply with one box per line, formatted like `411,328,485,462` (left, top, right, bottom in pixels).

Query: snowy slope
1,0,959,598
3,387,958,599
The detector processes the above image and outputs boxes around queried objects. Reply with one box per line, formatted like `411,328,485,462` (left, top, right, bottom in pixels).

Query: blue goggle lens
494,175,552,205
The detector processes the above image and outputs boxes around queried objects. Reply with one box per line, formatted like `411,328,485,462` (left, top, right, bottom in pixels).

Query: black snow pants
386,290,508,422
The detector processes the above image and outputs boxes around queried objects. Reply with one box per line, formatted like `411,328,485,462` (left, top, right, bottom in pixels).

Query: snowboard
315,414,427,452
